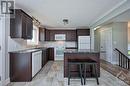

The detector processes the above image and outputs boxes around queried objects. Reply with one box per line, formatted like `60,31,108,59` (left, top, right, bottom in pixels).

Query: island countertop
64,49,100,77
64,49,99,54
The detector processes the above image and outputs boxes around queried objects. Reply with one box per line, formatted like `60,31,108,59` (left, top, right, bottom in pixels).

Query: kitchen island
64,49,100,77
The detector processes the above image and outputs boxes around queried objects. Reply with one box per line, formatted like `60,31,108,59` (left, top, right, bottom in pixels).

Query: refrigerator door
78,36,90,50
78,43,90,50
78,36,90,44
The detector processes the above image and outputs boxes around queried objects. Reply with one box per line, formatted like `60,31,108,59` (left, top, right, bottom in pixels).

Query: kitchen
8,9,99,85
1,0,130,86
9,9,93,79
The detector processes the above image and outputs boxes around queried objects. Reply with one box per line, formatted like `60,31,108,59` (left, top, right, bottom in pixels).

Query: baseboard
4,78,10,85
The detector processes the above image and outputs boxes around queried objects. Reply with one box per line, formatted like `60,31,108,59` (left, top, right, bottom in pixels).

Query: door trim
0,15,6,86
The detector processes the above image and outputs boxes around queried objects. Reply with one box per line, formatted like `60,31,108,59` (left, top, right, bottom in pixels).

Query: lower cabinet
10,50,43,82
10,48,54,82
47,48,54,61
42,49,48,67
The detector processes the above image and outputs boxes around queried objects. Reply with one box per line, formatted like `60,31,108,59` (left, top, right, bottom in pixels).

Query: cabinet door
45,29,50,41
26,17,33,39
48,48,54,60
21,14,27,39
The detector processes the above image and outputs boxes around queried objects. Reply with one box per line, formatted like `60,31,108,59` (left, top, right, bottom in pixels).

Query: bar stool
83,60,99,85
68,59,83,85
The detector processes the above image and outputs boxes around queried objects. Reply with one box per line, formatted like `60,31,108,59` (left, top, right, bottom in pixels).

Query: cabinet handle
0,46,1,51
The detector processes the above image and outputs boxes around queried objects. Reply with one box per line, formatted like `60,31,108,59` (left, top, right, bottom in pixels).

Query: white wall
128,22,130,50
90,28,94,50
0,15,6,86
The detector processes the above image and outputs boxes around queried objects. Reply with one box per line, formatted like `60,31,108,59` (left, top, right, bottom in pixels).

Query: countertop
10,47,47,53
64,49,99,54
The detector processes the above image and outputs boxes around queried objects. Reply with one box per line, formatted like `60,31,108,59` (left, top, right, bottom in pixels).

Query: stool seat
68,59,97,63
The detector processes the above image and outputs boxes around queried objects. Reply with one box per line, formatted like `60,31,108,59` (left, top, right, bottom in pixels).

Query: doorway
100,28,113,63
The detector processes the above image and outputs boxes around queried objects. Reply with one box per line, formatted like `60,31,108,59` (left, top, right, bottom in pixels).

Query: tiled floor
7,61,128,86
100,60,130,85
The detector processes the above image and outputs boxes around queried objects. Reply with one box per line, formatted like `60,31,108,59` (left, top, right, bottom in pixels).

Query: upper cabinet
44,29,90,41
10,9,33,39
45,29,77,41
76,29,90,36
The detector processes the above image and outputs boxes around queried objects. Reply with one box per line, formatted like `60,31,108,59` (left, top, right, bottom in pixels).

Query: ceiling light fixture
63,19,68,25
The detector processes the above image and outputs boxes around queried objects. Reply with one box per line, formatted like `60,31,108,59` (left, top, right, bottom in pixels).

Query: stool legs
68,63,70,85
84,64,86,85
93,64,99,85
84,64,99,85
68,63,83,85
79,64,83,85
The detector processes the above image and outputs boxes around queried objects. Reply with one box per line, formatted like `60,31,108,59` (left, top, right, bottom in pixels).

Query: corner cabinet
10,9,33,39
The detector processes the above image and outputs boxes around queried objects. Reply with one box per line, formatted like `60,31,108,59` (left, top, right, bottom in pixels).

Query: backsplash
8,36,28,52
41,41,77,48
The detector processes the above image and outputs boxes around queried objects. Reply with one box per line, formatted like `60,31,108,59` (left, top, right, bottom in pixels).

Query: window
27,25,39,45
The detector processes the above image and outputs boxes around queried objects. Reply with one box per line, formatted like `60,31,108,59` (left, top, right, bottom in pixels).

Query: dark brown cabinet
47,48,54,61
10,52,32,81
42,49,48,67
76,29,90,36
10,9,33,39
45,29,77,41
45,29,50,41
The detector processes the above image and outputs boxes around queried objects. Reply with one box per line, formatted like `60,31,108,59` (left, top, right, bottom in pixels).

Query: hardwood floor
7,61,128,86
100,59,130,85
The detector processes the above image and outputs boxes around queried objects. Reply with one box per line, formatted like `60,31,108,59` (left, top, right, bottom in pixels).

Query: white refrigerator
78,36,90,50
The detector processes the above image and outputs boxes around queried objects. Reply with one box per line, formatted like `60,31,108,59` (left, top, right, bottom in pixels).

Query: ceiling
15,0,123,28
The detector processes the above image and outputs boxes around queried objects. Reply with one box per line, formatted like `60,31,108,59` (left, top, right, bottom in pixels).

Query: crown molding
90,0,130,28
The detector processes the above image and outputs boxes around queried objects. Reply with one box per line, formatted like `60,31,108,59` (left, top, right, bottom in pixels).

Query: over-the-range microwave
55,34,66,41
